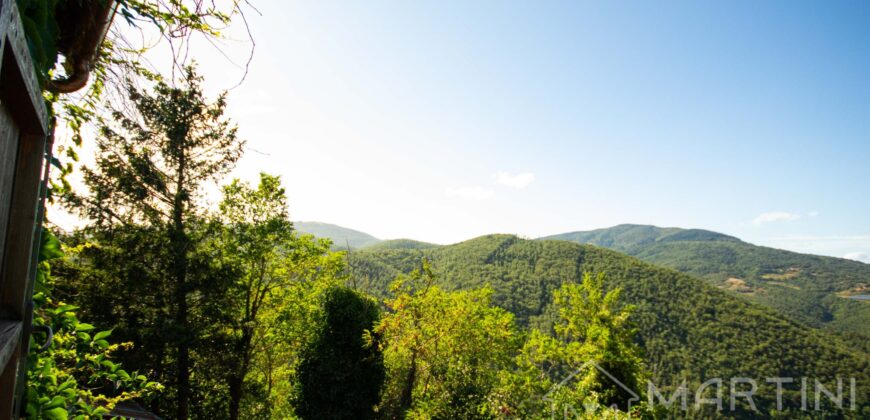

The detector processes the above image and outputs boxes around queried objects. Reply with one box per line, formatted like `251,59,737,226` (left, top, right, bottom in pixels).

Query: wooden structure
0,0,52,416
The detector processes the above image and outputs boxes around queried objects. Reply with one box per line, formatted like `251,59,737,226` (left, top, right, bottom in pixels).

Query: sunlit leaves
377,260,520,418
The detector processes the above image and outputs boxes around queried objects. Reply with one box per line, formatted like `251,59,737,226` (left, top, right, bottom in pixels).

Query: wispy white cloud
493,171,535,189
843,252,870,263
752,211,801,225
807,211,820,217
445,186,494,201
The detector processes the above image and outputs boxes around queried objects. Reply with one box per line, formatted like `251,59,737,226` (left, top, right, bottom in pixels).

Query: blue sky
67,1,870,259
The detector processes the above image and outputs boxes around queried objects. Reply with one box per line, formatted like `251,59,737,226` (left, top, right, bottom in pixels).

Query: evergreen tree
69,66,243,419
294,287,385,419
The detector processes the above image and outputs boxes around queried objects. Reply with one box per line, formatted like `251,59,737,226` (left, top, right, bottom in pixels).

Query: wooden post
0,0,52,417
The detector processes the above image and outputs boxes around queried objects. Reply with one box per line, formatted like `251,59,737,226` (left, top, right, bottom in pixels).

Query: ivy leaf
43,406,69,420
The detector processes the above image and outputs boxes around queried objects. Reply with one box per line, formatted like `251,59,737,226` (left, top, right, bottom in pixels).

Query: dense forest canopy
347,234,870,417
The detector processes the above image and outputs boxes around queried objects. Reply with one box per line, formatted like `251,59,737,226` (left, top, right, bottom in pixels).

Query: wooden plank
0,0,9,41
0,113,43,323
0,130,45,415
0,100,19,264
0,321,20,374
0,0,6,66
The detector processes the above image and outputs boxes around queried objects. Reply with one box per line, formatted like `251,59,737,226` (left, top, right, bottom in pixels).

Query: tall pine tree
72,66,243,419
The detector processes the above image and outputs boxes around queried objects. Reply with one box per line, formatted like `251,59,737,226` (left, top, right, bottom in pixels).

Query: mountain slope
294,221,381,249
543,224,870,340
348,235,869,416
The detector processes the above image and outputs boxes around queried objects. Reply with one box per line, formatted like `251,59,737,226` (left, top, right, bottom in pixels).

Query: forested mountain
362,238,439,251
542,225,870,345
348,235,870,417
543,224,742,250
294,221,382,249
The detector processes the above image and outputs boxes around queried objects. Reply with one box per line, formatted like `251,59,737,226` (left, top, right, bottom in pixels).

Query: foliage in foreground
372,261,648,419
26,229,161,419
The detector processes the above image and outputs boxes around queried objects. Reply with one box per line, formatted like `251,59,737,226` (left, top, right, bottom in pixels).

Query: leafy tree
67,65,243,419
552,273,645,409
293,286,384,419
376,260,519,419
246,244,345,418
499,273,646,418
215,173,294,419
210,173,346,419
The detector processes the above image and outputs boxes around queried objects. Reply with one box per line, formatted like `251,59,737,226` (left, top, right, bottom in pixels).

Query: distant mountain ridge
542,224,870,346
294,222,439,251
543,223,741,251
363,238,439,251
295,221,870,348
294,221,381,249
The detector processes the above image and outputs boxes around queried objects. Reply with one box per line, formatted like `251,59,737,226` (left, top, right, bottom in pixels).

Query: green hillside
294,221,382,249
542,225,870,344
349,235,870,416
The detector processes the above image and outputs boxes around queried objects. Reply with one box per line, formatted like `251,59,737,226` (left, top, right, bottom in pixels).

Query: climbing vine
25,229,162,418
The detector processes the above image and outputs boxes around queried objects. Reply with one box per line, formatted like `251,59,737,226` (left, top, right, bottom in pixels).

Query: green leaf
39,229,64,262
91,406,110,415
55,304,79,314
93,330,112,341
43,406,68,420
101,360,117,371
76,323,95,332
